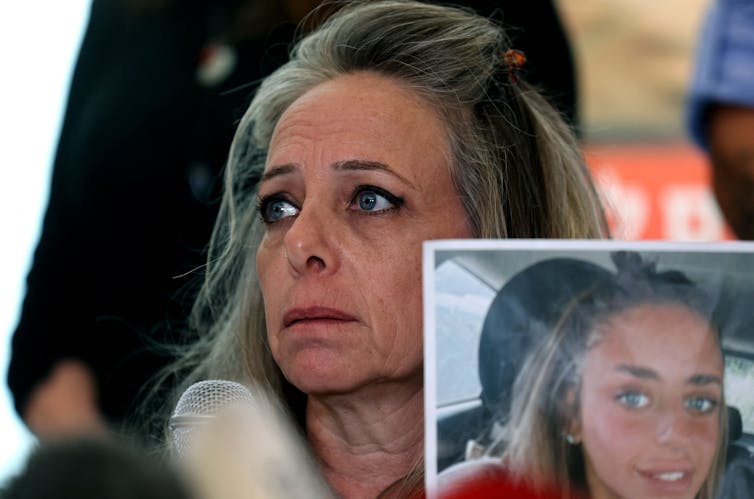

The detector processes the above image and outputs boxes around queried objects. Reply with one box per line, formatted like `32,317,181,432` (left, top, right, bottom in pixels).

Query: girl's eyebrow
614,364,722,386
686,373,722,386
615,364,658,380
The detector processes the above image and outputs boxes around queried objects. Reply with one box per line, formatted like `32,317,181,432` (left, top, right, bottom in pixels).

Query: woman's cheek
585,401,650,452
690,414,720,455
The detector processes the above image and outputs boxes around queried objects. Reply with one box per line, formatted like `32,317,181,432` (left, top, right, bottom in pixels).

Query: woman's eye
259,196,299,223
615,391,650,409
685,397,718,414
350,186,403,213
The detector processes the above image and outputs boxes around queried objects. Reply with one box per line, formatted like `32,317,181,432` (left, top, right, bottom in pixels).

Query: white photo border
423,238,754,498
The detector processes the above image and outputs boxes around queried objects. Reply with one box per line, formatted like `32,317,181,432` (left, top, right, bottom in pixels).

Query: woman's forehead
264,72,452,181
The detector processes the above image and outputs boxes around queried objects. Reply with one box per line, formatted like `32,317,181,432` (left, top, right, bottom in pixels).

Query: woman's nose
282,204,339,275
655,405,692,446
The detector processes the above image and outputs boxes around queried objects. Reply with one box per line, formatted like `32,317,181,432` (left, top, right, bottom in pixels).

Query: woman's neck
305,382,424,498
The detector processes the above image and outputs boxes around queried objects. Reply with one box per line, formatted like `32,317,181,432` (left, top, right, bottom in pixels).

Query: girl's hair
143,0,608,456
494,251,727,499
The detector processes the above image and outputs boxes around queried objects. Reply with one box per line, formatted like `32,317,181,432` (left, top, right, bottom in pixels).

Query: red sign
585,143,734,241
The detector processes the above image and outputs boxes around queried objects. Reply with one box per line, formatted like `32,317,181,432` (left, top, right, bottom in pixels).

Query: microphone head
169,380,334,498
170,380,255,457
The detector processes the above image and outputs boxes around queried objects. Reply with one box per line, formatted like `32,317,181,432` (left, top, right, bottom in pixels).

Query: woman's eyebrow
260,159,419,189
686,373,723,386
333,159,417,189
615,364,659,380
261,163,297,182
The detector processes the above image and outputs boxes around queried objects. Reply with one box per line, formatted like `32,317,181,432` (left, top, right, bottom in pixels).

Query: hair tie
502,48,527,83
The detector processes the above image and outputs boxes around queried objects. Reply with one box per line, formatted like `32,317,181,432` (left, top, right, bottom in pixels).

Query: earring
565,434,578,445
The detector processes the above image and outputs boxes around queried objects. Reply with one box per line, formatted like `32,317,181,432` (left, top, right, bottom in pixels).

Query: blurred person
6,0,321,441
7,0,581,444
687,0,754,240
155,1,608,497
0,436,195,499
452,251,726,499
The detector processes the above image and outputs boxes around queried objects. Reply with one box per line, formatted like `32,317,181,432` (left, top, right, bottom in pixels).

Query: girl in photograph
444,251,727,499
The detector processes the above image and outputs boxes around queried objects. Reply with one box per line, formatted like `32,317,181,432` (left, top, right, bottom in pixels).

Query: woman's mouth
636,467,694,492
654,472,685,481
283,306,357,328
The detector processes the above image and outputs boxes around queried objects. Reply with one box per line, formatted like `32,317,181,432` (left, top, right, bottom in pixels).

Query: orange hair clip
501,48,527,83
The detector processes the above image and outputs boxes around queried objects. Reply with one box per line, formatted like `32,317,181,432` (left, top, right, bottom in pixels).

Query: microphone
168,379,334,499
169,379,255,457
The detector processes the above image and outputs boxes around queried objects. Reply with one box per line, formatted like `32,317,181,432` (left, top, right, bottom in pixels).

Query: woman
466,252,727,499
160,1,608,496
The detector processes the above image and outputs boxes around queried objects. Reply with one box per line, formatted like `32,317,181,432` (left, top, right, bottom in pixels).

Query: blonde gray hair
155,0,608,432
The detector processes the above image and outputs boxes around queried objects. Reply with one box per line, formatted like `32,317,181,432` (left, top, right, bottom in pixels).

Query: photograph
424,239,754,499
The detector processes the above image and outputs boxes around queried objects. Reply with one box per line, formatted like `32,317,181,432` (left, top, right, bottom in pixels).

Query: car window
434,260,495,407
725,355,754,435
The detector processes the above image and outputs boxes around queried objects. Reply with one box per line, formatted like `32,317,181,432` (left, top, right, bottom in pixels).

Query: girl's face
575,303,723,499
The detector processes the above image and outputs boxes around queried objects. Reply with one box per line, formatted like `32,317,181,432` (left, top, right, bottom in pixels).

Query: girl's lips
636,467,694,492
283,306,357,327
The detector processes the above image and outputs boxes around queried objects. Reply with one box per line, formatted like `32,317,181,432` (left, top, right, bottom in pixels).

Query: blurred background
0,0,724,486
558,0,729,240
0,0,91,484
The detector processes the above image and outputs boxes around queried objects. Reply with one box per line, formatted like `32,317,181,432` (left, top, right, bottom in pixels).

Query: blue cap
686,0,754,150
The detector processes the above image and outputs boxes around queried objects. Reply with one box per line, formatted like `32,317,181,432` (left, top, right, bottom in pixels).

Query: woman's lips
283,306,357,328
636,466,694,492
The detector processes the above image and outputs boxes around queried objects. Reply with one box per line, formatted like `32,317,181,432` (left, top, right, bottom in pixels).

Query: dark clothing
466,0,579,129
6,0,293,426
7,0,576,430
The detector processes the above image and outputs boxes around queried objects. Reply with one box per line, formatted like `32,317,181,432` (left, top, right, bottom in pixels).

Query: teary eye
350,185,403,213
259,195,299,223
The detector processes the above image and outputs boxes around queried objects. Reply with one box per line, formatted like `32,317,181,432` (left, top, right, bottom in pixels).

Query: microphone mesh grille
170,380,254,457
172,379,254,419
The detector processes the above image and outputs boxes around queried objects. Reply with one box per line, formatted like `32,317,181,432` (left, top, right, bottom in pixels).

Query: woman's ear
562,387,582,445
564,422,581,445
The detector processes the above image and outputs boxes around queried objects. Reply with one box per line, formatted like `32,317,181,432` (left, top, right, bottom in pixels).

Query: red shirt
437,459,569,499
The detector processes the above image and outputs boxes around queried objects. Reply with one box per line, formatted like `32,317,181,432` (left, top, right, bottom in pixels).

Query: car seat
436,257,611,471
723,405,754,498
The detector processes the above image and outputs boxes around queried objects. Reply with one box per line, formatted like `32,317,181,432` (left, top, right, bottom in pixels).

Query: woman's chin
277,345,422,398
280,352,371,396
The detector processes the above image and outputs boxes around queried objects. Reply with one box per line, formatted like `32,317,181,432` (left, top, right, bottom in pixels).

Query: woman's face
256,71,471,395
576,303,723,499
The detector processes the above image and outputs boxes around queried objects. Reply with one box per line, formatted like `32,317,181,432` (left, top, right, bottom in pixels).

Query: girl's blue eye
685,397,718,414
352,186,402,213
616,391,650,409
260,197,299,223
